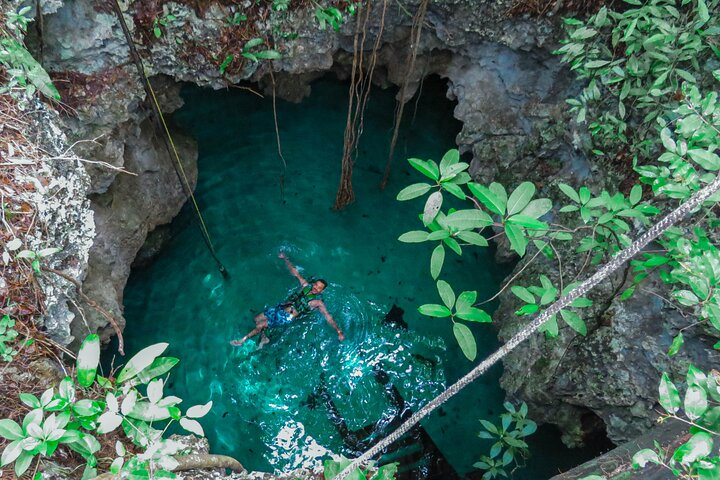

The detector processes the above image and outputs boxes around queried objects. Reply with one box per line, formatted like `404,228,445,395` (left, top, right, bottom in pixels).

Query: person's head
311,279,327,294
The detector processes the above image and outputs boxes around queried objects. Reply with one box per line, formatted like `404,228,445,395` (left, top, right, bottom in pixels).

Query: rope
110,0,229,278
336,173,720,479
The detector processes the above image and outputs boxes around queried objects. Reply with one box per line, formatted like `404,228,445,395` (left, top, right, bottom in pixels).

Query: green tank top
285,283,320,316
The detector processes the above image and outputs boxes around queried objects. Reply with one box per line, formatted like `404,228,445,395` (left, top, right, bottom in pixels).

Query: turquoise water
121,78,596,477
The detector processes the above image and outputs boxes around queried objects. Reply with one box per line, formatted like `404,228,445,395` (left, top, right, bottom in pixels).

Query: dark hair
315,279,328,288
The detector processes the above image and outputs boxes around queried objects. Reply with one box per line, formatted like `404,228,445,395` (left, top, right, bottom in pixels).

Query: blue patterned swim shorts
264,306,294,328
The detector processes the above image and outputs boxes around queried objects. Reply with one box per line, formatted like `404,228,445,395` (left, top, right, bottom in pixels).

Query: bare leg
230,313,268,346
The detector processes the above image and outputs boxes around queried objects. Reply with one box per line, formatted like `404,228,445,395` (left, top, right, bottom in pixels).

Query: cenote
120,77,599,478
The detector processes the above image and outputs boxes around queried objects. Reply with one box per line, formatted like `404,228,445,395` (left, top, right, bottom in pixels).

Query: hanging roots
334,0,389,209
380,0,429,190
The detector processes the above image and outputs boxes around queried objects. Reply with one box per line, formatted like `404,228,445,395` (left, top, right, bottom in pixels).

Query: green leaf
14,450,33,477
456,231,488,246
658,372,681,414
456,308,492,323
673,432,713,465
453,323,477,361
116,343,169,384
687,149,720,171
398,231,429,243
511,286,535,304
504,224,528,256
437,280,455,310
397,183,432,201
445,209,493,230
558,183,580,203
408,158,439,181
632,448,660,468
684,385,708,421
254,50,282,60
439,149,460,174
561,310,587,336
507,182,536,216
506,215,547,230
520,198,552,219
629,185,642,205
455,291,477,314
423,191,443,225
442,182,466,200
468,183,506,215
443,237,462,255
0,420,23,441
131,357,180,386
668,333,683,357
76,334,100,388
244,37,264,50
427,230,450,241
430,244,445,280
19,393,40,409
418,304,452,318
1,439,23,467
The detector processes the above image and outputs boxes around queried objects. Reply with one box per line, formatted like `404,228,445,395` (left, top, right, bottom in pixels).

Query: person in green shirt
230,252,345,347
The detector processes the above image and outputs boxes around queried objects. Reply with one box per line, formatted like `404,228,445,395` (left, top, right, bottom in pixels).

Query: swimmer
230,252,345,347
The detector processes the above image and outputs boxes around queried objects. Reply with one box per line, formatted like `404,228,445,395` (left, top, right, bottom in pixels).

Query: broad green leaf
430,244,445,280
673,431,713,465
14,450,33,477
398,231,429,243
397,183,433,201
408,158,439,181
179,418,204,436
558,183,580,203
439,149,460,174
453,323,477,361
456,308,492,323
455,291,477,314
1,439,23,467
667,333,683,357
423,191,443,225
127,402,172,422
76,334,100,388
418,304,452,318
688,149,720,171
506,215,547,230
96,412,123,434
186,401,213,419
442,182,466,200
505,224,528,256
116,343,169,384
507,182,536,215
427,230,450,241
443,237,462,255
132,357,180,386
684,385,708,420
254,50,282,60
437,280,455,309
629,185,642,205
561,310,586,336
511,286,535,304
468,183,505,215
632,449,660,468
371,462,398,480
0,420,23,441
658,372,681,413
456,231,488,246
520,198,552,219
445,209,493,230
19,393,40,409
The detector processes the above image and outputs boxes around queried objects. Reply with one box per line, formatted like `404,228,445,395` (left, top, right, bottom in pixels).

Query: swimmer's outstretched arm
278,252,308,286
311,299,345,342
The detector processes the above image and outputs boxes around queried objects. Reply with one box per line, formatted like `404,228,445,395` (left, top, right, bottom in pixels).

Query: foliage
152,14,176,39
226,12,248,25
323,456,398,479
554,0,719,158
0,335,211,478
314,3,357,31
630,366,720,477
475,402,537,479
241,38,281,63
0,6,60,101
273,0,291,11
0,314,20,362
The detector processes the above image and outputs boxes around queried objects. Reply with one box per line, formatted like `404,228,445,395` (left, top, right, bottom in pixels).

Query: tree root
90,454,245,479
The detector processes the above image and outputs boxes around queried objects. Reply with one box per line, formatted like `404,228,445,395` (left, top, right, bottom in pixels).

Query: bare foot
257,335,270,349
